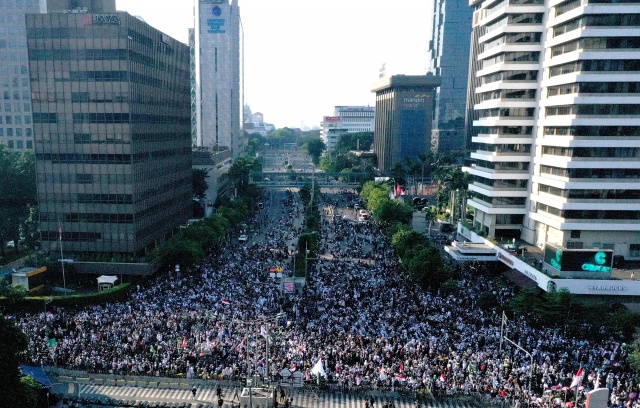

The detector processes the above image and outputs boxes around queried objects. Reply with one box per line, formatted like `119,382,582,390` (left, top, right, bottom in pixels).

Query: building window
570,230,581,239
630,244,640,257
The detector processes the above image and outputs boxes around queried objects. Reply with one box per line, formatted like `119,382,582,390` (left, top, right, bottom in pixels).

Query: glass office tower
0,0,45,151
27,11,192,257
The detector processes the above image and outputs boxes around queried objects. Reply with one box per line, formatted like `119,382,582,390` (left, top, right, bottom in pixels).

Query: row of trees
359,181,451,289
319,132,375,173
150,157,262,269
294,182,321,277
360,181,413,225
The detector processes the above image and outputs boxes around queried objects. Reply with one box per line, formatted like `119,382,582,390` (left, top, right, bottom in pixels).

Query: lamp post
501,312,534,408
236,312,285,408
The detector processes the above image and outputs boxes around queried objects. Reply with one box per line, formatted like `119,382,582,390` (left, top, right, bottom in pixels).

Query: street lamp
235,312,285,408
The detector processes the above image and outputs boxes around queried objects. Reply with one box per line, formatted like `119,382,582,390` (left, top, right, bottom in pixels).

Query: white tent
97,275,118,291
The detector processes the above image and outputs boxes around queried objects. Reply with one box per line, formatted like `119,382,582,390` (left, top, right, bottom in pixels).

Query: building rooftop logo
211,6,222,17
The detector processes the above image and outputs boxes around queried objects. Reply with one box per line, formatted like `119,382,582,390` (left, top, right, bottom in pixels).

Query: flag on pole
440,373,447,383
570,366,584,388
181,337,187,349
221,299,230,305
399,360,404,372
310,359,327,378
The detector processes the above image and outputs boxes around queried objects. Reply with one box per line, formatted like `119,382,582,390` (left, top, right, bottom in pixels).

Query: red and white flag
181,337,187,349
570,367,584,388
399,361,404,372
221,299,230,305
440,374,447,383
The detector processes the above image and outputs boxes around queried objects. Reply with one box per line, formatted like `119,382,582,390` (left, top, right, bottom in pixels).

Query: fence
44,367,508,407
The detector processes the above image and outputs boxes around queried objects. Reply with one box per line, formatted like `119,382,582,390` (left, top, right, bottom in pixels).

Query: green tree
403,245,451,289
19,376,41,408
374,199,413,225
305,138,326,165
245,133,266,157
477,291,499,311
192,168,209,200
0,147,37,253
629,333,640,376
0,315,30,407
391,227,428,258
335,132,374,153
510,286,543,315
319,155,337,173
228,156,261,195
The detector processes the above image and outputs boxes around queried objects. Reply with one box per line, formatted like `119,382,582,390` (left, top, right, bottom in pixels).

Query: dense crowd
12,189,640,408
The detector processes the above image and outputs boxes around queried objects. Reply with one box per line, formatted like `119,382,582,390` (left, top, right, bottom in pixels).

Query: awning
20,365,52,387
97,275,118,285
503,268,537,288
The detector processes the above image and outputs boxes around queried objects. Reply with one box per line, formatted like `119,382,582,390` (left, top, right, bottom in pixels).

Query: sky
116,0,431,129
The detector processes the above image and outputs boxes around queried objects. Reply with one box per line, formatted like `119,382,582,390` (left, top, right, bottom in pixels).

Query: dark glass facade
428,0,473,155
372,76,441,173
27,11,192,256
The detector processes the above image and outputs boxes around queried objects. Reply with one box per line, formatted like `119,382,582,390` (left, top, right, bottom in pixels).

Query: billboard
544,244,613,272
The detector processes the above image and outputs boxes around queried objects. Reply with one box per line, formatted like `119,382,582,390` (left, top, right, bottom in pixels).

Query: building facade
0,0,45,151
427,0,473,156
371,75,441,173
46,0,115,13
334,106,375,133
319,116,345,152
193,0,243,157
465,0,640,260
27,11,192,257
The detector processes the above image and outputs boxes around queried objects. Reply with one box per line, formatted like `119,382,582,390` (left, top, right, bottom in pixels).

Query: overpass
249,171,369,188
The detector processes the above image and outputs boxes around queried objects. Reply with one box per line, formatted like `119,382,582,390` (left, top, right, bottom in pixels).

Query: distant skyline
116,0,431,129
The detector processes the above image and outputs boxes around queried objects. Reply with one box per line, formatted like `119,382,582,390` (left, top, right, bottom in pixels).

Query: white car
238,234,248,242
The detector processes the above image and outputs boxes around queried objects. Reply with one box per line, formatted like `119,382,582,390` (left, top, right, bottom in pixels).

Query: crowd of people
11,188,640,408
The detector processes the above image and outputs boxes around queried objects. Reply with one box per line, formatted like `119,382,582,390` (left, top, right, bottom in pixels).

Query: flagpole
59,228,66,292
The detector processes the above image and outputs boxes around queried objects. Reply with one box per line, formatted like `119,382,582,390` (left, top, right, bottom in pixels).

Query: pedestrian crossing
77,384,476,408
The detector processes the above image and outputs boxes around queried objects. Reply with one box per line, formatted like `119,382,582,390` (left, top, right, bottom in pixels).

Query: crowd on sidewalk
11,189,640,408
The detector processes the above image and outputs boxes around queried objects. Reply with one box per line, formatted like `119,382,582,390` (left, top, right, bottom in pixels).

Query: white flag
310,359,326,378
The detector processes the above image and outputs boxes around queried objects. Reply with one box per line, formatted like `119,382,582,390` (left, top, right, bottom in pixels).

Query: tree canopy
304,138,326,166
0,146,37,253
0,316,36,408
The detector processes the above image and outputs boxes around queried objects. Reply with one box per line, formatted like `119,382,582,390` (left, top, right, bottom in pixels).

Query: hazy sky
116,0,431,129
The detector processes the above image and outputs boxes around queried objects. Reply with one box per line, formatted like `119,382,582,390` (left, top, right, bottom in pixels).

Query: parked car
238,235,248,242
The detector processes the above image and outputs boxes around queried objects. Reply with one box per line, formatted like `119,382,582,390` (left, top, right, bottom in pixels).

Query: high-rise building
193,0,243,157
465,0,640,261
427,0,473,156
27,11,192,257
371,75,441,173
46,0,115,12
0,0,45,151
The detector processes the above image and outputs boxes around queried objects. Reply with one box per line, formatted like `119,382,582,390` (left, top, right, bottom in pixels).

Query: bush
0,283,133,314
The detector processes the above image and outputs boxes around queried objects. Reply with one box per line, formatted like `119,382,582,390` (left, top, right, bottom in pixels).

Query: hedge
0,283,133,313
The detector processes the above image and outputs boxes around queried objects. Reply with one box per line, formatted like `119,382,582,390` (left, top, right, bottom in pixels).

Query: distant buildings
464,0,640,261
27,11,192,257
427,0,473,156
0,0,45,151
46,0,115,12
320,106,375,152
193,0,243,157
319,116,345,152
371,75,440,173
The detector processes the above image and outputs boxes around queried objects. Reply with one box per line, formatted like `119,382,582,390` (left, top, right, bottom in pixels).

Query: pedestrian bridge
249,172,369,188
